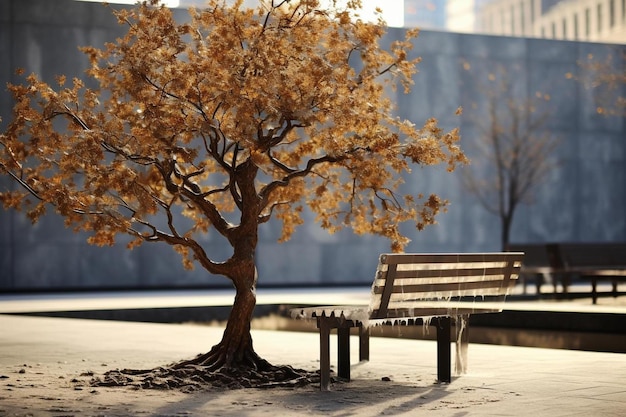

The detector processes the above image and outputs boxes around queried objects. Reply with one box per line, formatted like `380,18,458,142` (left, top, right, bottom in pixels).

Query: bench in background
558,243,626,303
507,243,560,293
509,242,626,303
290,252,524,391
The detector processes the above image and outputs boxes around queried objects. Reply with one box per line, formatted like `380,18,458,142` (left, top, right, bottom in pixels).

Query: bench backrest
558,243,626,268
508,243,552,267
369,253,524,320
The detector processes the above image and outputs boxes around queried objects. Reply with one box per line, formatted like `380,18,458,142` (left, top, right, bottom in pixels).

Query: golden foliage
0,0,465,277
574,50,626,117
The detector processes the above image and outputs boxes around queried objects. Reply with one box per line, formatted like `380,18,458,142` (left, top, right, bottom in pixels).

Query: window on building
562,18,567,38
541,26,546,37
585,8,591,36
520,1,525,33
511,5,516,34
597,3,602,33
623,0,625,21
574,13,579,39
609,0,616,27
551,21,556,38
530,0,535,25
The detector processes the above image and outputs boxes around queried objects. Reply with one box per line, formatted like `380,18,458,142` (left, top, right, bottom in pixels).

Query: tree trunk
93,161,319,389
217,279,261,368
172,262,271,372
501,213,512,251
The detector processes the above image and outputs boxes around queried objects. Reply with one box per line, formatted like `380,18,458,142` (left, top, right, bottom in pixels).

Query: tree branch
259,154,341,206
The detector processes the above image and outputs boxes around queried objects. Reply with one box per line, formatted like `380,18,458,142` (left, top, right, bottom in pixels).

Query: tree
0,0,465,388
569,49,626,117
461,63,559,250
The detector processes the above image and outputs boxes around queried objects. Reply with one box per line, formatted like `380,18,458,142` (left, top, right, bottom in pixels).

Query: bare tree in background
462,63,560,250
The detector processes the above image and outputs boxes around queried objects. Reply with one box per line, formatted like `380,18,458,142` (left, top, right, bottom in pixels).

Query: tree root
89,353,324,392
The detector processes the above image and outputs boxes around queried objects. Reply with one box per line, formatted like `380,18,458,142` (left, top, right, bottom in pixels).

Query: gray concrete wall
1,0,625,290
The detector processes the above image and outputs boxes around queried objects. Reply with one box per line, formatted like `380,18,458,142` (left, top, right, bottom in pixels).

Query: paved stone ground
0,309,625,417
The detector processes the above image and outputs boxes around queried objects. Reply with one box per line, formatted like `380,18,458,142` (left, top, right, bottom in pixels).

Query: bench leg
455,315,469,375
337,326,351,380
562,274,570,295
359,324,370,362
318,318,331,391
592,278,598,304
436,317,451,383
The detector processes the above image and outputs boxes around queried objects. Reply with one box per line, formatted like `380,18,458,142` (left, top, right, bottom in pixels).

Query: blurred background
1,0,625,291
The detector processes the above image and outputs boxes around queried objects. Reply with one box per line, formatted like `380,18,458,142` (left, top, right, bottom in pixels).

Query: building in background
403,0,447,29
478,0,626,43
73,0,626,43
478,0,541,37
446,0,495,33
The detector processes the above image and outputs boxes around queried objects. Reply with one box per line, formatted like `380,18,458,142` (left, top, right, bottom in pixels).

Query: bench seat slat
372,279,516,295
373,275,518,287
292,305,503,321
382,253,524,264
370,306,502,319
382,267,516,279
290,306,370,322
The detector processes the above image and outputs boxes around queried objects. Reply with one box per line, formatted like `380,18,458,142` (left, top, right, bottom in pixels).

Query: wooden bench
507,243,560,294
509,242,626,303
290,252,524,391
557,243,626,304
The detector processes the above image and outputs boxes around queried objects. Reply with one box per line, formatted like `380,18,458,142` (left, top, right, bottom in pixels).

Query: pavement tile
0,314,625,416
1,289,625,416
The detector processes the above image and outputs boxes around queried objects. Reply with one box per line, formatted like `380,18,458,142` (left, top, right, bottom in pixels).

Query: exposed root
89,352,323,392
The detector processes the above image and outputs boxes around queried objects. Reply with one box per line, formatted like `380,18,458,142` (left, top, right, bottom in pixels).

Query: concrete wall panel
1,0,625,290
